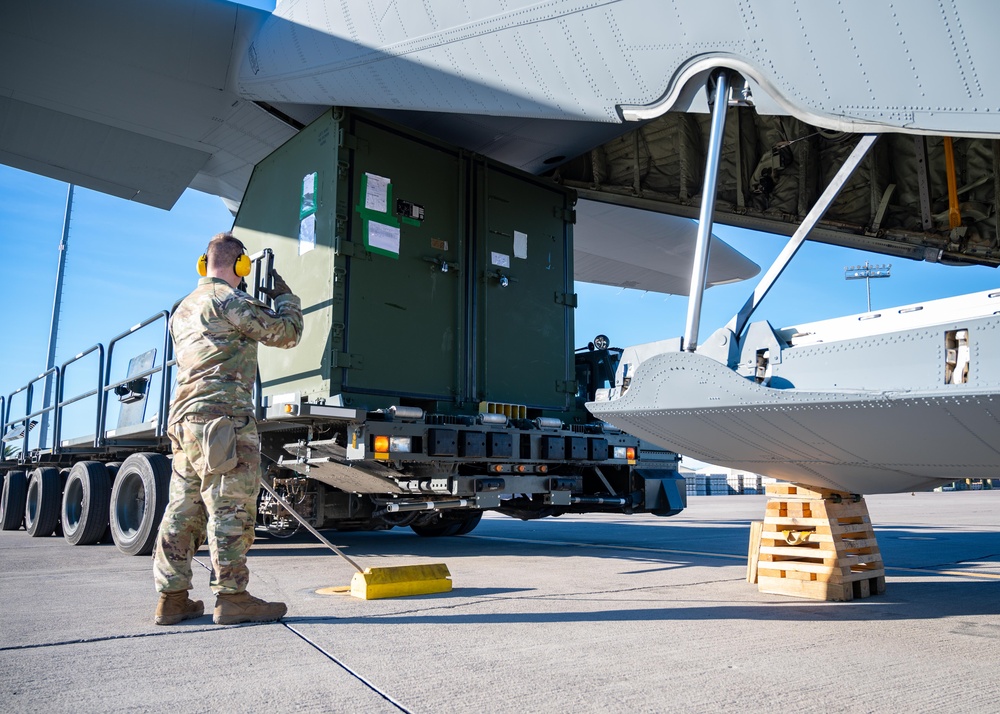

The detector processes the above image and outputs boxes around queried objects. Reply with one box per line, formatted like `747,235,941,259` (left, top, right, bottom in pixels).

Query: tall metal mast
39,184,74,449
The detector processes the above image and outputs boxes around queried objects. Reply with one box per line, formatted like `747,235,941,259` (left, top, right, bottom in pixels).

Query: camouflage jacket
168,277,303,425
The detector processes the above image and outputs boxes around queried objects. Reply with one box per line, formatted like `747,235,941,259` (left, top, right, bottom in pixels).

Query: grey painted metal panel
242,1,1000,138
3,0,997,269
589,349,1000,494
589,292,1000,494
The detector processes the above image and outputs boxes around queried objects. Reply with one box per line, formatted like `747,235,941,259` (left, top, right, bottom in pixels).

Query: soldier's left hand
261,270,292,300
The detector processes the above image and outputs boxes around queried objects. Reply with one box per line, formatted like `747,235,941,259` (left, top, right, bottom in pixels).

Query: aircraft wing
0,0,302,210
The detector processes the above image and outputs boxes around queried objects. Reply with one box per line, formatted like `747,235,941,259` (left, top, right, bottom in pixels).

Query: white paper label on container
368,220,400,255
301,172,317,215
298,213,316,255
491,251,510,268
514,231,528,259
364,173,390,213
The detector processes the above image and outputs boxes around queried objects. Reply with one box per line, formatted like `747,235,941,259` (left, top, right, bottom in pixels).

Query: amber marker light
374,435,390,453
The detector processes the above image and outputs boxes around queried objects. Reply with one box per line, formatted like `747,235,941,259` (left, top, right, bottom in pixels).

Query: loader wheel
62,461,112,546
452,510,484,536
99,462,122,543
1,470,28,530
110,453,170,556
410,510,483,537
25,467,62,537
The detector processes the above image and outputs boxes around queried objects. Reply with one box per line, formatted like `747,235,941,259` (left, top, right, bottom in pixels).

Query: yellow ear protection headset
197,250,252,277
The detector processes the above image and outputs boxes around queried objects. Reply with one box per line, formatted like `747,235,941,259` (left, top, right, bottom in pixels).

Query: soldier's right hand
261,269,292,300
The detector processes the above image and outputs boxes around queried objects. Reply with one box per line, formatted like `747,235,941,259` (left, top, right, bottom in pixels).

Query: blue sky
3,161,999,443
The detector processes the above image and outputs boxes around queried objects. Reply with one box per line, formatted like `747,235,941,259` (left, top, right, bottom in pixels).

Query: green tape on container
356,172,401,259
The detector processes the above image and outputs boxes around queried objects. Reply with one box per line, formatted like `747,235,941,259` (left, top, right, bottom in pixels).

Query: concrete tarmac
2,490,999,713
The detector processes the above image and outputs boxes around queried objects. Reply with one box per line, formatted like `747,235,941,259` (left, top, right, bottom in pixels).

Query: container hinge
334,236,368,259
556,379,579,394
554,291,578,307
340,132,357,151
554,207,576,224
333,352,363,370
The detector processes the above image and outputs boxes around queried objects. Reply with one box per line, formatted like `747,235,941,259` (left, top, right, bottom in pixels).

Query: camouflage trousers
153,415,260,595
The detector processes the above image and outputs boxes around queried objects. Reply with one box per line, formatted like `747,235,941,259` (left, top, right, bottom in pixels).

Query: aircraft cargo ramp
589,290,1000,495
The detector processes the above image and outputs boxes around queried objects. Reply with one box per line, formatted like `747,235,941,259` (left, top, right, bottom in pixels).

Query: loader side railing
55,344,105,453
100,311,171,447
3,252,277,463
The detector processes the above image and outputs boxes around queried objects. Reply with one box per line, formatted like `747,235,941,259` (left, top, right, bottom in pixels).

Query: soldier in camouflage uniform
153,232,303,626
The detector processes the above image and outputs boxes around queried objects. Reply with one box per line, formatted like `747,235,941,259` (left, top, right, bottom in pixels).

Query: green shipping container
234,109,576,417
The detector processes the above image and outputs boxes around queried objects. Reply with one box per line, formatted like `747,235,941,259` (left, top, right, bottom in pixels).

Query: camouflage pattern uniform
153,277,302,595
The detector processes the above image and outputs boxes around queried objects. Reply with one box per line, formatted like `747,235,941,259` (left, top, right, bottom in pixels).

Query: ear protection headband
197,251,251,277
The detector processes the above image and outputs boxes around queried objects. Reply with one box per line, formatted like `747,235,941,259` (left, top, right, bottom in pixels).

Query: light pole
844,261,891,312
40,184,74,449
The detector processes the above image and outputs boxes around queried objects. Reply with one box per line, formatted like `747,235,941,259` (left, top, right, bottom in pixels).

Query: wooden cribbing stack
746,483,886,601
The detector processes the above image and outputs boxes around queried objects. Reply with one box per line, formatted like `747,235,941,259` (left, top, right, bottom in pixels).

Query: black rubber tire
25,467,62,537
62,461,112,546
411,520,462,537
105,462,122,481
411,510,483,537
1,470,28,530
99,462,122,543
452,510,483,536
109,453,170,556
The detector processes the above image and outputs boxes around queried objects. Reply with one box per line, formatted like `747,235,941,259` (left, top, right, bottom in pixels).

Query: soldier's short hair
206,232,246,272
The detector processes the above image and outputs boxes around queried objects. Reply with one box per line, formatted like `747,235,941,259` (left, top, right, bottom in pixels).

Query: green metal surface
341,116,464,403
235,109,575,415
234,110,340,401
475,163,575,410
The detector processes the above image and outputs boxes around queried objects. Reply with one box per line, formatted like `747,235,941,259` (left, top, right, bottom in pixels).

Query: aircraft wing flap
0,97,209,209
573,200,759,295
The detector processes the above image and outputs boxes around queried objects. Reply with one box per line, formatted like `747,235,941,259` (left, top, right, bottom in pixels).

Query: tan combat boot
154,591,205,625
214,591,288,625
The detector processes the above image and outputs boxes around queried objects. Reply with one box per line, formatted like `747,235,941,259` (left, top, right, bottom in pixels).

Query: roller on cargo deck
258,479,452,600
